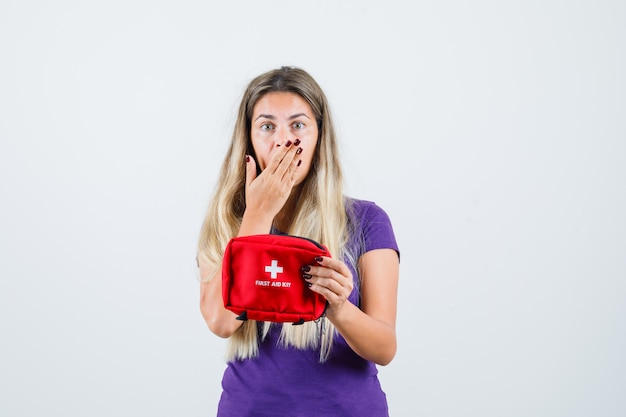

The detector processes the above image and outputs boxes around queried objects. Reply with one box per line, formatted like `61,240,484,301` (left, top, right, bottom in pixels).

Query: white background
1,1,625,416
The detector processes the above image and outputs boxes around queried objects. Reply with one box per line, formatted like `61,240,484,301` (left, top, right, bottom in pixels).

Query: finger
244,154,257,188
284,151,303,183
303,265,353,296
308,275,344,293
305,259,352,284
315,256,352,278
314,273,352,294
274,140,302,179
307,277,350,305
265,140,296,175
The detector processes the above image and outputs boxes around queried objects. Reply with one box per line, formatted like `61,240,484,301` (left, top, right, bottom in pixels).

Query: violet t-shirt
217,199,399,417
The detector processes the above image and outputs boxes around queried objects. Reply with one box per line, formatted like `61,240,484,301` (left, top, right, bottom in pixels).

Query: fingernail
301,265,311,273
315,256,323,263
245,155,250,162
306,282,313,287
293,138,301,146
296,147,303,155
302,274,312,280
285,140,292,147
297,160,302,167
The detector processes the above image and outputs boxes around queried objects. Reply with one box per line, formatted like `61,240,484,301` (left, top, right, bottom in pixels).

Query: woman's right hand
242,139,303,233
201,140,303,337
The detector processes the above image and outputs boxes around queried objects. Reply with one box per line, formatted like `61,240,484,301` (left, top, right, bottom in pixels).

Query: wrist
238,210,274,236
324,300,355,324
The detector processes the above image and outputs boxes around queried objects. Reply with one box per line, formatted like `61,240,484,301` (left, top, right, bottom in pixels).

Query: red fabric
222,234,329,324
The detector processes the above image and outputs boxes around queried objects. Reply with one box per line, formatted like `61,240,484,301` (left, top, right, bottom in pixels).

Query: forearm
199,211,272,337
327,302,397,366
199,268,242,338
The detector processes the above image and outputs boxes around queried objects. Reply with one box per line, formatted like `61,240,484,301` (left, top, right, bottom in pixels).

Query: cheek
298,145,317,173
250,138,269,170
303,149,316,167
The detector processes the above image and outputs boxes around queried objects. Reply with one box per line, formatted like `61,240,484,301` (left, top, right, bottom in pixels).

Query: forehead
252,92,314,117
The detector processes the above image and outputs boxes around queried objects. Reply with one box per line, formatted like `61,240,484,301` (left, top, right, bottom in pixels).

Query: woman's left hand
301,256,354,317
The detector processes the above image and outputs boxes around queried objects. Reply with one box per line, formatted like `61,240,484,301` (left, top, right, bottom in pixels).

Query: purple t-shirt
217,199,399,417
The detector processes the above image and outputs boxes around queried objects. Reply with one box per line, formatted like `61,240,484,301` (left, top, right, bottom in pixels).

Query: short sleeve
347,199,400,260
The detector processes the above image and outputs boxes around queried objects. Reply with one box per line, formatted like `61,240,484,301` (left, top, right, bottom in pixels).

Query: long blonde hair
197,66,348,362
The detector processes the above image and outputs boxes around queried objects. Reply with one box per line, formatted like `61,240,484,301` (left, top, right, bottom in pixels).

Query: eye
260,123,274,131
292,122,304,130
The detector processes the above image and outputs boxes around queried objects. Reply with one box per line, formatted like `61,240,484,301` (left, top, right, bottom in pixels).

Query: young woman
197,66,400,416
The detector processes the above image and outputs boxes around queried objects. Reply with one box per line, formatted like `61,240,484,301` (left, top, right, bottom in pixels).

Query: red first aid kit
222,234,330,324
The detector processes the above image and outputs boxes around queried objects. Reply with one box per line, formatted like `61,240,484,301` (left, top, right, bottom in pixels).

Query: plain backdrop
1,1,625,416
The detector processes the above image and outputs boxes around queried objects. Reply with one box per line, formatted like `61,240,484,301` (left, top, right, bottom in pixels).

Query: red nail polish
297,160,302,167
296,147,303,155
294,138,301,146
285,140,292,147
315,256,323,263
245,155,250,162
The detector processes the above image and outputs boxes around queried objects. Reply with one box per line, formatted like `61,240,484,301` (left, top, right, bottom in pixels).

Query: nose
273,124,292,147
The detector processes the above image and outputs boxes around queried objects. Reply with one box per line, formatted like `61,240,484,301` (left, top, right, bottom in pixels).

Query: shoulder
345,197,393,225
345,197,399,256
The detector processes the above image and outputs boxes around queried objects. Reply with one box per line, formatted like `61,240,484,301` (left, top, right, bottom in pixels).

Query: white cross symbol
265,259,284,279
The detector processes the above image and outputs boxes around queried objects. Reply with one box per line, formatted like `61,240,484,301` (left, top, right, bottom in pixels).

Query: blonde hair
197,66,348,362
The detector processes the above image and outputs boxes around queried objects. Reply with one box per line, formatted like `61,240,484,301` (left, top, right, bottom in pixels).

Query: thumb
245,154,257,188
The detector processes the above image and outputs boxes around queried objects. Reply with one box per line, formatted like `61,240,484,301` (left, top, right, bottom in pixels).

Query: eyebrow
254,113,312,121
